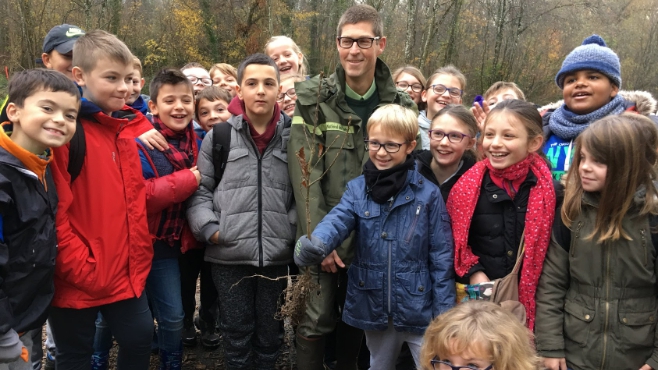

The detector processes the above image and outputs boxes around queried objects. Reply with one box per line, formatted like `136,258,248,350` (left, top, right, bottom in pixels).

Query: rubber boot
159,348,183,370
295,334,325,370
334,321,364,370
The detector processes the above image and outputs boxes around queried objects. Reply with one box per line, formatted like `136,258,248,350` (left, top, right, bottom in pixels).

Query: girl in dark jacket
415,104,478,203
447,100,558,330
536,114,658,370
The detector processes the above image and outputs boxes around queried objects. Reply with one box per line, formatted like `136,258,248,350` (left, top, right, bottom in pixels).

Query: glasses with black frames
277,88,297,102
187,76,213,86
429,84,463,98
337,36,381,49
428,129,472,143
396,81,424,93
430,359,493,370
364,140,407,153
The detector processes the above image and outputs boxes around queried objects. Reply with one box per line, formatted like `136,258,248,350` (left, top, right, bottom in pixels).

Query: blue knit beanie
555,34,621,89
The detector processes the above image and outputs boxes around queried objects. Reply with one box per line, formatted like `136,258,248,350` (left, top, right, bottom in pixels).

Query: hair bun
582,34,607,47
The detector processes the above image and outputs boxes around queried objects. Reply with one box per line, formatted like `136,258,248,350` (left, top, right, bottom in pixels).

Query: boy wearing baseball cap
41,24,85,80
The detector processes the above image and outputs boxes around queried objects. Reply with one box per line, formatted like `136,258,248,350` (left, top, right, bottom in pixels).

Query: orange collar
0,122,52,188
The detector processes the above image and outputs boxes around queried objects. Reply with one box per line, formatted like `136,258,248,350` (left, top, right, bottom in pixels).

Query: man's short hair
236,54,279,85
336,4,383,37
72,30,133,73
149,68,194,104
8,69,80,107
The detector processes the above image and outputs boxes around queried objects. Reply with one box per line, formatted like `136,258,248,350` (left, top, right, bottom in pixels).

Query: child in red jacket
48,30,155,370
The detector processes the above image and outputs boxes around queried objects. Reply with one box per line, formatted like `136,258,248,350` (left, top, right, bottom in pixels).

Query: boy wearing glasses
294,104,455,370
181,63,213,96
288,4,416,369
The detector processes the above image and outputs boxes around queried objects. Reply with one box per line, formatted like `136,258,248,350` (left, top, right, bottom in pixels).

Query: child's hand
0,329,23,363
542,357,567,370
470,101,490,130
138,129,168,151
321,251,345,273
210,231,219,244
639,364,653,370
190,166,201,185
294,235,327,267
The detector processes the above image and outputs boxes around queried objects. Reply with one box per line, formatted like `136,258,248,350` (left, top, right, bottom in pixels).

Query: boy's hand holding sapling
294,235,327,266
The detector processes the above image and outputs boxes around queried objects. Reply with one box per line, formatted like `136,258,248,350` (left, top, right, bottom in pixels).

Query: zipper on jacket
388,239,392,315
641,228,648,266
246,139,264,267
600,243,611,370
404,205,422,243
572,221,584,257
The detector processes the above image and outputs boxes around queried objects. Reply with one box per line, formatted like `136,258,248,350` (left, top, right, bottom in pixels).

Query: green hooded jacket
536,191,658,370
288,58,416,265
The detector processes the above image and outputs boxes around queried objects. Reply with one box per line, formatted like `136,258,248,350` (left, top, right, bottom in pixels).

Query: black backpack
211,121,232,184
210,115,292,185
67,111,137,182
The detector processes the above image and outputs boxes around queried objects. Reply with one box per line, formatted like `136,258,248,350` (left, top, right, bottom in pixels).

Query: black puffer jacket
0,147,57,335
461,170,561,283
414,150,476,203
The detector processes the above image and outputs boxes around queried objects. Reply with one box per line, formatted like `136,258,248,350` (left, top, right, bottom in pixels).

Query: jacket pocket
269,148,291,188
346,265,384,323
404,204,423,243
223,148,250,185
563,301,595,347
396,271,433,327
618,310,656,348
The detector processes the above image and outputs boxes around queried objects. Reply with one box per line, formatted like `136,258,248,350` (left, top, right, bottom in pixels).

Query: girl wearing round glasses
417,66,466,149
393,66,426,109
420,301,542,370
277,74,304,117
415,105,479,203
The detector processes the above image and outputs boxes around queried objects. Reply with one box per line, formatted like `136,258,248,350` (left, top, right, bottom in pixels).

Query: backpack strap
67,119,86,183
212,121,232,184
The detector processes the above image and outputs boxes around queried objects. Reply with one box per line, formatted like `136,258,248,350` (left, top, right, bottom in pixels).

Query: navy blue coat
312,168,455,334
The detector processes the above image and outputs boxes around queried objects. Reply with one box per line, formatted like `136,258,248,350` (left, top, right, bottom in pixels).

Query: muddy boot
296,334,325,370
334,321,364,370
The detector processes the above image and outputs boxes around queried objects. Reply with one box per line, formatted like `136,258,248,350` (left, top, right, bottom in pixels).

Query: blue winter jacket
312,168,455,334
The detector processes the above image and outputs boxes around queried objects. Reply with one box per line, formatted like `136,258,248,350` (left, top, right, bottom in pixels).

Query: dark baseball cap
42,24,85,54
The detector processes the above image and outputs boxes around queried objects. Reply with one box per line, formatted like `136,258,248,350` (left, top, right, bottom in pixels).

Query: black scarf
363,155,415,204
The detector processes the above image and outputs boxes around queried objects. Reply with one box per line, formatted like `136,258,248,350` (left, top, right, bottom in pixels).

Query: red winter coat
137,142,200,254
50,107,154,309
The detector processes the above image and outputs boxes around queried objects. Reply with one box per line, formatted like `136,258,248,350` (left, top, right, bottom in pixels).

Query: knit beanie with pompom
555,34,621,89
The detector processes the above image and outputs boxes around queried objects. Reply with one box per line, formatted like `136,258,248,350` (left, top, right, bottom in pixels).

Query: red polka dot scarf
446,152,555,329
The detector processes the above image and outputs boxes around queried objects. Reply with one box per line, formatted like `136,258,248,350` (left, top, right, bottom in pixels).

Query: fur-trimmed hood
538,90,657,116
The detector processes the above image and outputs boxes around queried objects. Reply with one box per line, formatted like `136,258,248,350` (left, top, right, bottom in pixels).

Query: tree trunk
404,0,417,63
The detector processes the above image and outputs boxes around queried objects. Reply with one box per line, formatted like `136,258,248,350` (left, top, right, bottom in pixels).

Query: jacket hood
539,90,657,115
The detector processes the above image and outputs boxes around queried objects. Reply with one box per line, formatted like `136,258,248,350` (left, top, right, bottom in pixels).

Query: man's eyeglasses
428,129,472,143
337,36,381,49
187,76,212,86
396,81,424,93
364,140,407,153
429,84,463,98
277,88,297,102
430,359,493,370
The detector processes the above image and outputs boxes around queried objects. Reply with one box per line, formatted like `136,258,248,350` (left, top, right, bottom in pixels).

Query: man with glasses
288,4,416,370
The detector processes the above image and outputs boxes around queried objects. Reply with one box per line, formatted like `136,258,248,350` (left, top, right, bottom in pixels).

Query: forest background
1,0,657,105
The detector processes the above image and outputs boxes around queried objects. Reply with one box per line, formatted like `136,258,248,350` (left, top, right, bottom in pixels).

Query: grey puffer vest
187,113,296,267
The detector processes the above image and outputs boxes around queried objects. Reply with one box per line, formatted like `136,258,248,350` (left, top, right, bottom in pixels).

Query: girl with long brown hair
536,114,658,370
